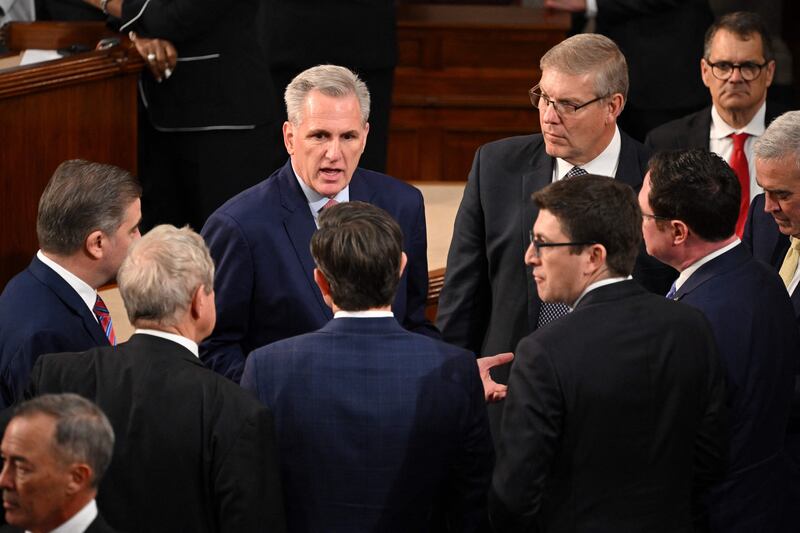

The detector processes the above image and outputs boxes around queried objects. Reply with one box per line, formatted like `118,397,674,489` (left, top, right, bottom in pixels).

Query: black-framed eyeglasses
705,60,769,81
529,84,608,116
528,230,597,257
641,212,671,222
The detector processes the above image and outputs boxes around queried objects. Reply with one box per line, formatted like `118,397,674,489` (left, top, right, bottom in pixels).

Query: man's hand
478,352,514,403
129,31,178,82
543,0,588,12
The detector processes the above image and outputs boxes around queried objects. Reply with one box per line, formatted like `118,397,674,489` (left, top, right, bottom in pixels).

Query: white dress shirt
36,250,98,321
673,240,741,293
39,499,98,533
709,102,766,201
293,166,350,226
572,276,631,308
134,329,199,357
334,310,394,319
553,126,621,182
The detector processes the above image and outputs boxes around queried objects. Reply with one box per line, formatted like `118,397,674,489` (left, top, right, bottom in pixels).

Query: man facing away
640,148,798,532
242,202,494,533
202,64,436,383
490,175,727,532
646,11,783,236
0,160,142,408
23,225,286,533
0,393,117,533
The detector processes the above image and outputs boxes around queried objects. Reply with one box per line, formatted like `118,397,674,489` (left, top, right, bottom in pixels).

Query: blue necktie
665,282,677,300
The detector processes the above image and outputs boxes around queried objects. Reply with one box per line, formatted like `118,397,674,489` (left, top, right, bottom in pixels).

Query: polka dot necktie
565,166,587,179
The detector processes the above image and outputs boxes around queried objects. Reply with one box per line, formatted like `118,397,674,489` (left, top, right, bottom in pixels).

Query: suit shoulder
478,133,543,159
644,108,709,149
206,168,283,222
357,168,423,199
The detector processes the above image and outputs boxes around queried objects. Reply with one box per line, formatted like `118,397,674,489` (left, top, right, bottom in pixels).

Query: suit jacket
644,102,790,150
437,132,673,376
0,512,118,533
0,256,109,409
489,280,727,533
120,0,274,130
241,317,493,533
25,334,287,533
673,244,799,532
201,160,436,382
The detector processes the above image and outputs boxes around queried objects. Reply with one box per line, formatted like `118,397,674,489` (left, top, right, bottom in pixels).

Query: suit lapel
674,245,748,300
688,108,712,149
348,170,375,203
615,132,646,190
523,141,554,332
277,166,331,319
28,257,109,346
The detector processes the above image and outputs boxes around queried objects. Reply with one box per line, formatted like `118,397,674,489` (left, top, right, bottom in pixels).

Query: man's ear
190,284,206,321
313,268,335,310
398,252,407,278
607,93,625,120
671,220,690,245
84,230,105,261
283,121,295,155
584,243,608,276
65,463,93,495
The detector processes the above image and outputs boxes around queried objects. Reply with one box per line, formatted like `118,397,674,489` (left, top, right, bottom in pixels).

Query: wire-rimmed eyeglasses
705,60,769,81
528,230,598,258
529,84,608,117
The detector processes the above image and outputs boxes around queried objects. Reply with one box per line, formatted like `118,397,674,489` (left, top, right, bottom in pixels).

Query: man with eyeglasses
646,11,785,237
437,33,674,438
490,174,727,532
639,148,798,533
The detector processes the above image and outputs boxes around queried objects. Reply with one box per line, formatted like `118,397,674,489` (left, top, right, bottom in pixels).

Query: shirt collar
292,164,350,221
709,101,766,140
555,126,621,181
41,499,97,533
133,329,199,357
674,239,741,291
572,275,631,308
37,250,97,314
334,310,394,319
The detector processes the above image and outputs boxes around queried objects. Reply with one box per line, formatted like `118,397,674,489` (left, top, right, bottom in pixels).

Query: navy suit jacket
0,256,108,408
673,243,799,532
201,160,436,382
241,317,493,533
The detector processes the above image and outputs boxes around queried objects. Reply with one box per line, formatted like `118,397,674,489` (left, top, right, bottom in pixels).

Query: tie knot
93,294,109,315
792,237,800,252
565,166,587,179
320,198,338,212
729,132,749,149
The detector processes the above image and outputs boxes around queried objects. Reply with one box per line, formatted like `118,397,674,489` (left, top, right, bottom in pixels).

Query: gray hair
754,111,800,169
118,225,214,327
540,33,629,101
13,393,115,488
37,160,142,255
284,64,371,126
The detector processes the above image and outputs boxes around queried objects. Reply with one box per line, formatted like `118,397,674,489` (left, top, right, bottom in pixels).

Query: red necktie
728,132,750,238
93,294,117,346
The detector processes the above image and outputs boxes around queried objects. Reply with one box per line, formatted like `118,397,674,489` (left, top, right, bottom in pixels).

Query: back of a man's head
37,160,141,256
117,225,214,328
648,149,740,242
533,175,642,277
310,202,403,311
1,393,114,532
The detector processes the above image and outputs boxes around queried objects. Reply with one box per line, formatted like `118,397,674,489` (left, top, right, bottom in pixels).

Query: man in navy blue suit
201,64,436,382
640,149,799,532
241,201,494,532
0,160,142,408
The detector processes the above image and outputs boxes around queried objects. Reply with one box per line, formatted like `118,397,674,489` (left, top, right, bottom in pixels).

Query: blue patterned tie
665,282,677,300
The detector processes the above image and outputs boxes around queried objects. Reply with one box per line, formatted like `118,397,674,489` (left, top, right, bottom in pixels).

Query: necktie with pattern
565,166,587,179
93,294,116,346
728,132,750,238
779,237,800,289
665,281,678,300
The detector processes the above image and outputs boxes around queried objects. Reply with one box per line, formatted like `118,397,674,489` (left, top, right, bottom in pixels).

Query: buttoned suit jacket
0,256,109,409
241,317,493,533
25,334,287,533
673,243,799,532
0,513,118,532
489,280,727,533
201,160,436,382
437,132,674,381
644,102,790,151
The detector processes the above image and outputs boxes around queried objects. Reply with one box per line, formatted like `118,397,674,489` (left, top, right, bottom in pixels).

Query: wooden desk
389,5,570,182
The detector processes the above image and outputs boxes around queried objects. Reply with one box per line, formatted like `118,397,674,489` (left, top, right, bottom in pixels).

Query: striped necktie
93,294,116,346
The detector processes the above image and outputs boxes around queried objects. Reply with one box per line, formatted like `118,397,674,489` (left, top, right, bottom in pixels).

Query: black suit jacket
489,281,727,533
0,512,118,533
644,102,791,151
438,131,673,370
25,334,287,533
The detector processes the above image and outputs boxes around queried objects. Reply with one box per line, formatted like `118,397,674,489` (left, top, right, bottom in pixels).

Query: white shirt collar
292,164,350,225
36,250,97,315
555,126,621,181
674,239,741,291
709,101,766,140
572,275,631,308
334,310,394,319
133,329,199,357
38,499,97,533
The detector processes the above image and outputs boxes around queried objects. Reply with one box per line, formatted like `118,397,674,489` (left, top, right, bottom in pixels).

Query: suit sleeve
120,0,230,42
436,147,492,354
444,356,494,532
200,213,254,383
489,336,563,532
213,405,287,533
1,331,71,409
401,187,439,338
